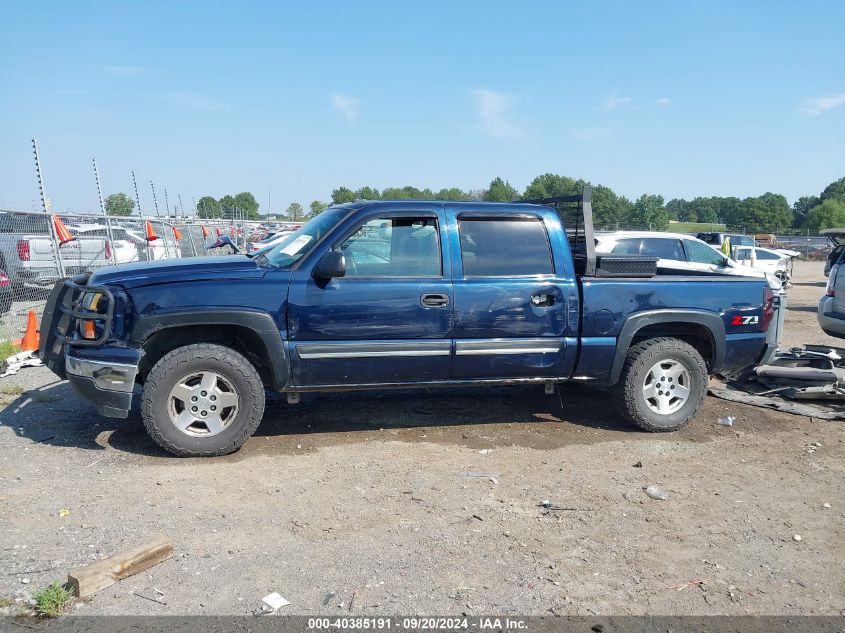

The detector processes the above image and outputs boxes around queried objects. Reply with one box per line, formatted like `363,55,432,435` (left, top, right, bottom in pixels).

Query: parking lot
0,261,842,616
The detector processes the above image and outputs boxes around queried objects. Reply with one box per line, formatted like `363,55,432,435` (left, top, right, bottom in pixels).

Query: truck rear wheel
616,337,707,432
141,343,265,456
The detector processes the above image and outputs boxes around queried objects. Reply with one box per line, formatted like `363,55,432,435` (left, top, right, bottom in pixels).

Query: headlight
78,291,106,339
81,291,105,312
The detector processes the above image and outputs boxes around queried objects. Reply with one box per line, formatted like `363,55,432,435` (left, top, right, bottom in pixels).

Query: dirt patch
0,261,842,616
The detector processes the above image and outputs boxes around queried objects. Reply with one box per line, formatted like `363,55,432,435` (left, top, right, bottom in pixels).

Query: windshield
255,208,348,268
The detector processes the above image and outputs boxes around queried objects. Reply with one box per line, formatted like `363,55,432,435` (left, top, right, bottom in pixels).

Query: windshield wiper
252,251,274,269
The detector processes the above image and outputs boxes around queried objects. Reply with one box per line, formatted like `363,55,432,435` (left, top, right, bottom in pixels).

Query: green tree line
317,174,845,233
109,174,845,232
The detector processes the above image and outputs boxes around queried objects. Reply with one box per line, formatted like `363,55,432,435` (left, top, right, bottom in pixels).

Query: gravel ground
0,260,842,616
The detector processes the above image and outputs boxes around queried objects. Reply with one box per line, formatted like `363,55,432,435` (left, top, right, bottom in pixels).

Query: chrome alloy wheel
641,359,691,415
167,371,239,437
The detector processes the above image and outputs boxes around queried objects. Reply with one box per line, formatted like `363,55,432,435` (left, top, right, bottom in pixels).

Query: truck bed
574,274,771,382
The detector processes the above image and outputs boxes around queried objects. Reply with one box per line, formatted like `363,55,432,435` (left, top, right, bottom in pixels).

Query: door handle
531,293,555,307
421,293,449,308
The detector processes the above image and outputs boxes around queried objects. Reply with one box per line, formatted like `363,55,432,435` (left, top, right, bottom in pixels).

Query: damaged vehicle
40,188,781,456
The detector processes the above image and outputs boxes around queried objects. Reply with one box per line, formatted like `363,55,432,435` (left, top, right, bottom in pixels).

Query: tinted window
734,247,752,263
610,238,642,255
0,213,49,234
639,238,684,260
729,234,755,247
459,216,553,276
756,250,782,260
340,216,441,277
685,239,726,265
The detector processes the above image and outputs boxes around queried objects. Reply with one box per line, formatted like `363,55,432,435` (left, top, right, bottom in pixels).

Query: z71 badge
731,315,759,326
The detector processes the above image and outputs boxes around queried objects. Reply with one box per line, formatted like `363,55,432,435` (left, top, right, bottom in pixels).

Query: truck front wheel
141,343,266,456
616,337,707,432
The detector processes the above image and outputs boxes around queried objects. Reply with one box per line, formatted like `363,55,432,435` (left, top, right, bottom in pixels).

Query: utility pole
178,193,185,216
132,171,142,215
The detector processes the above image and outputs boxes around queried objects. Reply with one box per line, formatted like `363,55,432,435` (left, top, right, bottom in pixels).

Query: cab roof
329,200,550,214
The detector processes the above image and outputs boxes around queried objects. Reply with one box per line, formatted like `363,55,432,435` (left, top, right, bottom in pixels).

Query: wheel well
138,325,273,386
631,322,715,370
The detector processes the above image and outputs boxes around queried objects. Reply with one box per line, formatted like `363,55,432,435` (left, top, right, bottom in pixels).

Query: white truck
0,212,112,296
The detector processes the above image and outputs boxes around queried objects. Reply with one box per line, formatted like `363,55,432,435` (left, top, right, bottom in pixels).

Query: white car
72,224,140,264
732,246,790,282
595,231,782,290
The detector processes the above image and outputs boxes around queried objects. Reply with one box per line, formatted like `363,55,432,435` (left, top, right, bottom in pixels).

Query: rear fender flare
608,309,725,384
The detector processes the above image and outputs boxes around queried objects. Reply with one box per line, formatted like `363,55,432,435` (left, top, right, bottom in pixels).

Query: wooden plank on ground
67,535,173,597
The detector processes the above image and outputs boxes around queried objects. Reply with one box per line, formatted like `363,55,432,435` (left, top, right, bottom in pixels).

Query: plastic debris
0,351,43,378
823,503,831,509
792,534,802,542
644,485,668,500
262,592,290,611
717,416,735,427
541,499,552,508
478,449,492,455
633,461,643,468
58,509,70,518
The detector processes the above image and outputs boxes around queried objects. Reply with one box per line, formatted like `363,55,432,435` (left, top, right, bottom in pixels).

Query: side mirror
312,250,346,281
722,257,732,268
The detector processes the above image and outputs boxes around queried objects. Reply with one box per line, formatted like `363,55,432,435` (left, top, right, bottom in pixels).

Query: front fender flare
608,309,725,385
130,307,288,390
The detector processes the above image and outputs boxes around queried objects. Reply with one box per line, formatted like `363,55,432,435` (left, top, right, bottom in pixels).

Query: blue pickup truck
39,188,778,456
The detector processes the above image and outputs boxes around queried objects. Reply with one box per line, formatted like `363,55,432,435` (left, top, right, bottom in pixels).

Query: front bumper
65,352,138,418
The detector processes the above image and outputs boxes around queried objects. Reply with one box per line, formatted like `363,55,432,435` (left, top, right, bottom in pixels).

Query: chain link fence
0,210,285,342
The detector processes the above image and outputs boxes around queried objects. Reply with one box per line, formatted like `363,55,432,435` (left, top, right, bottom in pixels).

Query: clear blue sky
1,1,843,214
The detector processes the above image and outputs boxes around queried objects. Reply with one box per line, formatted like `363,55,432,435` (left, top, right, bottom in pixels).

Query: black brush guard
38,273,115,379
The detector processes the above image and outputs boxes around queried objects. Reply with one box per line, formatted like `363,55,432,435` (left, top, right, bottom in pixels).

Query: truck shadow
0,380,642,457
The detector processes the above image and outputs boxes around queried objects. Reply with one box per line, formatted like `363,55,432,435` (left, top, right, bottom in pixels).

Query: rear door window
459,216,553,276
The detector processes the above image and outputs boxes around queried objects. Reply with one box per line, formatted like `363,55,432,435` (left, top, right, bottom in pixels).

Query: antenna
164,188,170,217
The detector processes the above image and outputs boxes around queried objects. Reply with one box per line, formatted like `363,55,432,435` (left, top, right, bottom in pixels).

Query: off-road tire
141,343,265,456
616,337,708,432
